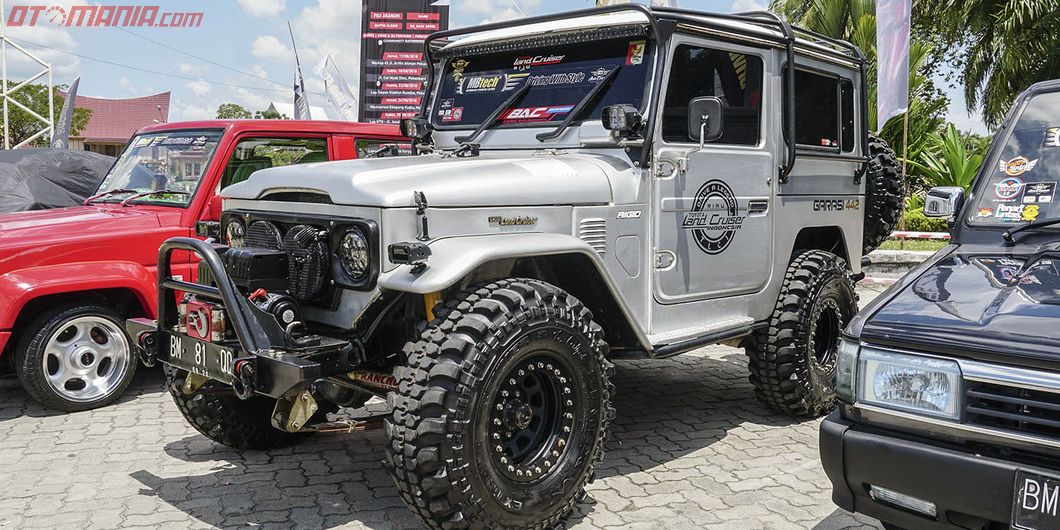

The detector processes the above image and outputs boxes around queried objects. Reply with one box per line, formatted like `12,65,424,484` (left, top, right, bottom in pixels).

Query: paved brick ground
0,286,890,530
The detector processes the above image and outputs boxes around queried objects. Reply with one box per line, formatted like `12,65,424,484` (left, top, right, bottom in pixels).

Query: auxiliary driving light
601,104,643,134
869,485,937,517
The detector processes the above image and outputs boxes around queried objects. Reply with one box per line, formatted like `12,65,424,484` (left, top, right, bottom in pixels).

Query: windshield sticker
977,207,994,218
502,73,530,91
157,136,199,146
458,75,502,94
440,107,464,122
994,204,1026,222
450,59,469,82
134,137,153,147
1022,204,1041,222
1045,127,1060,147
1023,182,1056,203
150,136,168,146
528,71,587,87
513,55,565,71
994,176,1026,201
193,136,208,146
501,105,575,123
589,67,613,82
626,40,646,65
1000,156,1039,176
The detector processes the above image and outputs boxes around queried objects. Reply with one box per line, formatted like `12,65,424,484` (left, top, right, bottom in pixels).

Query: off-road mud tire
164,366,311,450
863,133,905,254
746,250,858,416
386,278,615,530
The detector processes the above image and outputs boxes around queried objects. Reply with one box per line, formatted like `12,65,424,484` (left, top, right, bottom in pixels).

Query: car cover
0,148,115,212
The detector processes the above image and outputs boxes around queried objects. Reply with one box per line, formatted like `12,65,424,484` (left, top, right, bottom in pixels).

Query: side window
662,45,763,145
794,70,857,152
355,139,390,158
220,137,328,189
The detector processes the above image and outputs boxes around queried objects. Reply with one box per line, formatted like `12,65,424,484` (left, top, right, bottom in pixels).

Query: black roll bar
157,237,275,354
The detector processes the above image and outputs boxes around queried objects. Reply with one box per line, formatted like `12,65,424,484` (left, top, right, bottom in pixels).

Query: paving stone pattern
0,286,891,530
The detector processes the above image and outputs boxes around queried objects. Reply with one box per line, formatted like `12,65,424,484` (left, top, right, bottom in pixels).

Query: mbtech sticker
1000,156,1039,177
682,180,744,255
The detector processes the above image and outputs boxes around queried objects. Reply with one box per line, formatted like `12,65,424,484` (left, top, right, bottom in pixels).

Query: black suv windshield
969,91,1060,227
431,31,652,129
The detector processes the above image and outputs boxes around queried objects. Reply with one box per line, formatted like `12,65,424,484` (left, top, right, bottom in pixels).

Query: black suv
822,79,1060,530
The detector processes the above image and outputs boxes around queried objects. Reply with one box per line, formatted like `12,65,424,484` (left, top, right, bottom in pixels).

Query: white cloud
453,0,541,25
170,99,216,121
731,0,767,11
251,35,294,64
177,63,207,75
119,77,136,93
185,79,212,97
3,25,81,79
238,0,286,17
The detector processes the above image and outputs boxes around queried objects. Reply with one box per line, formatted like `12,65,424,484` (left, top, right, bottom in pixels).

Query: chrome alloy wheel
41,316,131,403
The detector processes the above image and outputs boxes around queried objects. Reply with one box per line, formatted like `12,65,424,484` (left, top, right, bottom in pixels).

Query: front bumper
821,410,1037,529
128,237,353,399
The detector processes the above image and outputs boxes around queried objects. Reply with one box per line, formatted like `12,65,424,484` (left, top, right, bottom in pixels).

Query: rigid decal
1045,127,1060,148
682,179,744,255
1023,182,1056,203
994,176,1026,201
616,210,642,219
626,40,646,65
1000,156,1039,177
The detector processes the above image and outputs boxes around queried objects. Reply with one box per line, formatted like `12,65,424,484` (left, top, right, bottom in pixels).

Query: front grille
965,381,1060,439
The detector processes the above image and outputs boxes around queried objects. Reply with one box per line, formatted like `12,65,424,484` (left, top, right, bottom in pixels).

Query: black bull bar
127,237,351,399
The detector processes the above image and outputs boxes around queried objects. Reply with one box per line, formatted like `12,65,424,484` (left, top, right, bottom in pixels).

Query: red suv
0,120,405,412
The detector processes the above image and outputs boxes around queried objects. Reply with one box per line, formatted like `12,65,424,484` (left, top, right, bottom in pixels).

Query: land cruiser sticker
1023,182,1056,203
450,59,469,82
1045,127,1060,148
683,180,744,255
626,40,646,65
513,54,565,71
994,177,1026,200
488,215,538,227
1000,156,1039,177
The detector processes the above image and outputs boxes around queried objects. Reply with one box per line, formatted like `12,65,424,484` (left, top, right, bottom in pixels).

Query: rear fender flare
377,233,650,349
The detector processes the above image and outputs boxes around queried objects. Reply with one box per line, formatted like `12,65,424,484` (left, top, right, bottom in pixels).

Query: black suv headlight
338,229,370,280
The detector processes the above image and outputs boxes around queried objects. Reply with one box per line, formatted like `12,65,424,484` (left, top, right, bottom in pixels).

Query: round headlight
225,219,245,248
338,229,369,279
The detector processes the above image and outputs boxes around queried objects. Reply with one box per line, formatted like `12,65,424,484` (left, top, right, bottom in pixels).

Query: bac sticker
977,207,994,217
626,40,646,65
1023,181,1056,203
1045,127,1060,148
1023,204,1041,222
1000,156,1039,176
450,59,469,82
994,176,1025,201
994,203,1025,222
501,105,574,123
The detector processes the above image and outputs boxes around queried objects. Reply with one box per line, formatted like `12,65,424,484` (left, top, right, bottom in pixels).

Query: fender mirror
687,96,725,146
925,186,965,219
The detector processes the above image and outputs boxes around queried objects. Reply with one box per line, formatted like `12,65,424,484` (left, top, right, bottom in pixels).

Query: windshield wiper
1003,217,1060,245
366,145,400,158
453,79,531,149
120,189,191,207
537,66,621,142
83,188,137,205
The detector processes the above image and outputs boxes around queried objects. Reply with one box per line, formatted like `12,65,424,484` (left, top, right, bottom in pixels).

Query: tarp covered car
0,148,115,212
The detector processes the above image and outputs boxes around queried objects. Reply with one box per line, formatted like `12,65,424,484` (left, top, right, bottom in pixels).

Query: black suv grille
965,381,1060,439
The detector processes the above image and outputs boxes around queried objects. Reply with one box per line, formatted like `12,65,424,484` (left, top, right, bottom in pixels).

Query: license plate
1014,469,1060,530
165,332,236,384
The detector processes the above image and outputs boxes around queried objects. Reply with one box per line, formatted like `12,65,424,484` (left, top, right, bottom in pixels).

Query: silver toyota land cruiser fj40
129,5,902,528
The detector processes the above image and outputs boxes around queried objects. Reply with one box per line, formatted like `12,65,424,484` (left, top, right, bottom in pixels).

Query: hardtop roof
136,120,404,139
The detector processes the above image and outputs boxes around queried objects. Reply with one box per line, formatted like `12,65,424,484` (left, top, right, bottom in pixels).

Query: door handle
748,199,769,215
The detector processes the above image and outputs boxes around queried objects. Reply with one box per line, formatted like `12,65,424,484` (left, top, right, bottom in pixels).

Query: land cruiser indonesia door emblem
682,179,744,255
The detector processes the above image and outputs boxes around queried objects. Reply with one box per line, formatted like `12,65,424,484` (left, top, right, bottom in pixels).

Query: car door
652,39,775,304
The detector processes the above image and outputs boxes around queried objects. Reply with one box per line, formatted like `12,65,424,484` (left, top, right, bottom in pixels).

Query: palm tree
918,0,1059,128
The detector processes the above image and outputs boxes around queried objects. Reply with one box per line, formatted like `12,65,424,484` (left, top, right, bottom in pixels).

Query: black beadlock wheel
745,250,858,416
164,366,312,450
386,278,614,530
863,133,905,254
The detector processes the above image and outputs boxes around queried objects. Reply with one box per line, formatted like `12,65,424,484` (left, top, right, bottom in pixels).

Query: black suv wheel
386,279,614,529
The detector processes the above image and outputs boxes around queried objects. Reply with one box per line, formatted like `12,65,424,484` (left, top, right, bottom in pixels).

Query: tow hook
136,331,158,367
231,359,257,400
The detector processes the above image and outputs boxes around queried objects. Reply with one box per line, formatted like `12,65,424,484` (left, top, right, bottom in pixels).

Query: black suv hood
861,252,1060,365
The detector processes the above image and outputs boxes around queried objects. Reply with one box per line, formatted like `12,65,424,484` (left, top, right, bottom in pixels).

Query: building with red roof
66,92,171,156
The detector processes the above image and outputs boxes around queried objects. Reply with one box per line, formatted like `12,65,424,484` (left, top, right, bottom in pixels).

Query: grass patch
877,238,947,251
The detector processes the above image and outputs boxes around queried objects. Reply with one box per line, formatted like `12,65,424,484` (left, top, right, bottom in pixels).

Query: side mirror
203,194,224,222
688,96,724,146
924,186,965,218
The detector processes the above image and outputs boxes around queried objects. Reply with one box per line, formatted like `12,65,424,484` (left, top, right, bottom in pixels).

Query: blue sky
3,0,985,132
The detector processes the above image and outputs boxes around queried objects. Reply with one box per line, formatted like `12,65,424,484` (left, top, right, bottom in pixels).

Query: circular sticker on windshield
1000,156,1039,177
994,177,1025,200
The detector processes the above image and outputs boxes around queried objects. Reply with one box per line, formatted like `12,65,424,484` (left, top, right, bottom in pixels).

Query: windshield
431,31,652,129
94,130,224,206
969,91,1060,226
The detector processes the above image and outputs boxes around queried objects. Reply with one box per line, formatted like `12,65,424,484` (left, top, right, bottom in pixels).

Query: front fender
0,262,157,329
378,232,651,350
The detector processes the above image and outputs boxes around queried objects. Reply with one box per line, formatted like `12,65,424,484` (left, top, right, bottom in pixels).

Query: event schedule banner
360,0,449,124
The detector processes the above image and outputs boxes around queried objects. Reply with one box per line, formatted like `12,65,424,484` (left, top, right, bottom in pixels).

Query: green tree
0,82,91,148
920,0,1059,128
253,108,288,119
908,123,984,192
216,103,252,119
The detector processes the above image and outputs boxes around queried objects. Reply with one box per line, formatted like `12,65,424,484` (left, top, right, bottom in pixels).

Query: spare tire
862,133,905,254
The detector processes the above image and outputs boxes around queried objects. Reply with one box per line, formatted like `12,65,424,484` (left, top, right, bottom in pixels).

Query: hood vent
579,218,607,255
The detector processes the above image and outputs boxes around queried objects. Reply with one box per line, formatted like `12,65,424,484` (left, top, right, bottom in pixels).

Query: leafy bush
902,207,950,232
908,123,984,192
